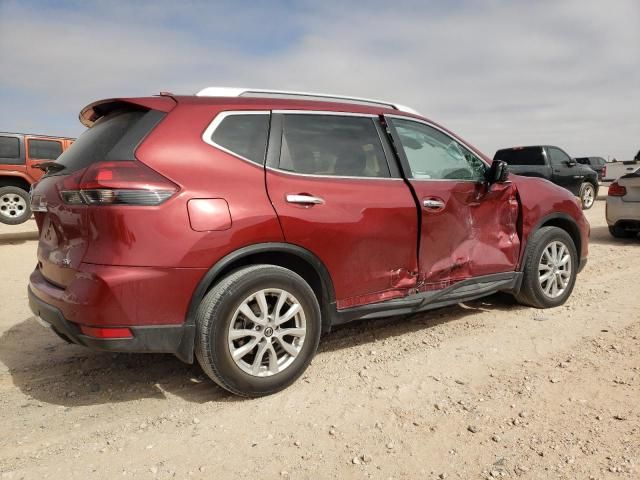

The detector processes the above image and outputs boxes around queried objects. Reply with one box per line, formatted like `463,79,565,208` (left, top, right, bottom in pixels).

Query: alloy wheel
228,288,306,377
538,240,572,298
0,193,27,220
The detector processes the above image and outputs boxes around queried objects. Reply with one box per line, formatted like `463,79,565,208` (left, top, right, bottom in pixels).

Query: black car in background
575,157,605,181
494,146,599,209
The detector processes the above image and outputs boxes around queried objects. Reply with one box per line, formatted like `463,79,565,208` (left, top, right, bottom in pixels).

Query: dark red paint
29,94,589,336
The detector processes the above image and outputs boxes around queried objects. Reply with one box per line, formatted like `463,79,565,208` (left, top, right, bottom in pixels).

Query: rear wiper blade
35,161,65,173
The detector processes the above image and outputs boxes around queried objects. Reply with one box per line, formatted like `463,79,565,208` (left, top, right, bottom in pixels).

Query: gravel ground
0,192,638,479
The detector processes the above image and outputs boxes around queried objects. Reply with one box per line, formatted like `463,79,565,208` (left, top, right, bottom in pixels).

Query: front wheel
579,182,596,210
0,186,31,225
195,265,321,397
514,226,578,308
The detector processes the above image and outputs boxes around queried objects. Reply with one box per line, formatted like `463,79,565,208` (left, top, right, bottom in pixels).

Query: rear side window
279,114,390,178
28,139,62,160
494,147,545,166
53,109,165,174
0,136,21,164
209,113,270,165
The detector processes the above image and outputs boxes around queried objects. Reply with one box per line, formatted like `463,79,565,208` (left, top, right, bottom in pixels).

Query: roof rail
195,87,420,115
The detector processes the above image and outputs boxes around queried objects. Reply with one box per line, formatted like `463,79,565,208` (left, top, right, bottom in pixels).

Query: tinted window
575,157,589,165
279,115,389,177
211,113,269,165
391,119,486,180
28,139,62,160
0,136,21,164
494,147,545,166
53,109,164,175
548,147,571,166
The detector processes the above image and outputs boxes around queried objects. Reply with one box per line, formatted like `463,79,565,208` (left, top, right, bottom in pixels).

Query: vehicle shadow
0,230,39,245
0,317,236,406
589,225,640,246
0,294,526,406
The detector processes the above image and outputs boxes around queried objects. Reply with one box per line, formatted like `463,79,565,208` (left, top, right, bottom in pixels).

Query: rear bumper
28,287,195,362
606,197,640,226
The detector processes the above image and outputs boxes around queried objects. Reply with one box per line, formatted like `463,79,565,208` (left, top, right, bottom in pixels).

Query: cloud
0,0,638,159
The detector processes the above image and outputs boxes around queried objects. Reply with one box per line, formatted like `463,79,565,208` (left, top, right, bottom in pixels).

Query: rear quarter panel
82,103,284,268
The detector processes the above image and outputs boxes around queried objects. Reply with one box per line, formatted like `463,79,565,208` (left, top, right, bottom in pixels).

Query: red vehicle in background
0,133,74,224
28,88,589,397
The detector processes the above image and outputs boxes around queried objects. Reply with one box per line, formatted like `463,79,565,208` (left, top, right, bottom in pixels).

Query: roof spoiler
79,96,177,128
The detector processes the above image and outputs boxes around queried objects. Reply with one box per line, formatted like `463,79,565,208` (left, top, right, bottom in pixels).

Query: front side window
279,114,390,178
391,118,485,180
548,147,571,166
0,136,20,164
27,139,63,160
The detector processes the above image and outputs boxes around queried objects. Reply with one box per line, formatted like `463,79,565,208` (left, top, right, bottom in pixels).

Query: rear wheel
195,265,321,397
0,186,31,225
515,227,578,308
579,182,595,210
608,225,633,238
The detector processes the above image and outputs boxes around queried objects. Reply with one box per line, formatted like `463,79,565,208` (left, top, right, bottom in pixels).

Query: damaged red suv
29,88,589,396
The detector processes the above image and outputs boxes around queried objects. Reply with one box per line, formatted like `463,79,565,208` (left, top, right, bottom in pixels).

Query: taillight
59,161,177,206
608,182,626,197
602,165,607,178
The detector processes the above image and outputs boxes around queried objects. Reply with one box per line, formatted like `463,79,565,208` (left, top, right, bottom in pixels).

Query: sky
0,0,638,160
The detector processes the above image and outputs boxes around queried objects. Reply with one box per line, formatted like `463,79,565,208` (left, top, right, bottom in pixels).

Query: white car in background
606,168,640,238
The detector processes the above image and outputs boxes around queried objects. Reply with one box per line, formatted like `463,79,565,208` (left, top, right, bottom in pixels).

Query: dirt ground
1,191,638,479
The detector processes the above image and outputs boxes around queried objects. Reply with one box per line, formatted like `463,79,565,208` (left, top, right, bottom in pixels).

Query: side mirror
487,160,509,184
566,160,576,167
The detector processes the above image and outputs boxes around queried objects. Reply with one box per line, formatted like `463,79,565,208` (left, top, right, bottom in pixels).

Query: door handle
423,198,445,209
286,194,325,205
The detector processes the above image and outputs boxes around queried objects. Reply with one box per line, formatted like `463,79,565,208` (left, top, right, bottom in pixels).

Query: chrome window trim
385,114,489,182
272,111,397,181
265,165,404,181
201,110,271,166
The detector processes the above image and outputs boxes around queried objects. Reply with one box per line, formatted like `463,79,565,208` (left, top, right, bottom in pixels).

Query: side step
331,272,522,326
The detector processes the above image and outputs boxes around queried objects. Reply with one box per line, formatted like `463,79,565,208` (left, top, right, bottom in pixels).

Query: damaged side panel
411,180,521,290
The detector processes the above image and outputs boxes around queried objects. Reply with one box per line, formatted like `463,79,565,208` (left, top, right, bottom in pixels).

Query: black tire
0,186,31,225
514,226,578,308
608,225,633,238
579,182,596,210
195,265,321,397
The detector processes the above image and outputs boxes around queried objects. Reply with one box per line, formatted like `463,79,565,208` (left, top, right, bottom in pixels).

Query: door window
279,114,390,178
391,118,485,180
27,139,63,160
0,136,20,164
548,147,571,166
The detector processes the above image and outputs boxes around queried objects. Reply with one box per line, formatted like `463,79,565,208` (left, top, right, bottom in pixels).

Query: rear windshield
51,109,164,175
494,147,545,166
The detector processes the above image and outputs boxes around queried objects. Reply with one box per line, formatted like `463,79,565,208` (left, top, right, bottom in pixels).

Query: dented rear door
387,117,520,288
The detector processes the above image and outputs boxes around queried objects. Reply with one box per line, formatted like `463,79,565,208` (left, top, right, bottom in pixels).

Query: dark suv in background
494,146,599,209
28,88,589,396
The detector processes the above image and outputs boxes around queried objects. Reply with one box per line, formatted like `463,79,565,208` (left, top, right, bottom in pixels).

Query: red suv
28,88,589,396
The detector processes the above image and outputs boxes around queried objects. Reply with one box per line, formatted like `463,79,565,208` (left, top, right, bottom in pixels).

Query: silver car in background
607,168,640,238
